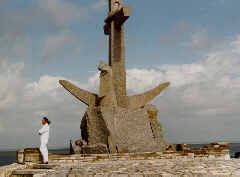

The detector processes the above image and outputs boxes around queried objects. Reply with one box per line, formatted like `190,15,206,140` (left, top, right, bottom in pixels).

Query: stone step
32,163,59,169
11,169,54,177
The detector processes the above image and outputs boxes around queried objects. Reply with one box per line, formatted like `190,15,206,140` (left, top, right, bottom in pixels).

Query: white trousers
40,142,48,162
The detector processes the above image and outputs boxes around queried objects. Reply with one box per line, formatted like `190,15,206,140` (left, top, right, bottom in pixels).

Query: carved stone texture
81,143,109,154
59,80,97,106
70,140,82,154
105,7,131,27
126,82,170,109
101,106,160,153
71,141,108,154
144,104,168,150
98,61,117,107
80,107,109,145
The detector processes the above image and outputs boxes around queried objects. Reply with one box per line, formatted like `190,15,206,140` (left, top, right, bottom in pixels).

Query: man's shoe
40,162,48,164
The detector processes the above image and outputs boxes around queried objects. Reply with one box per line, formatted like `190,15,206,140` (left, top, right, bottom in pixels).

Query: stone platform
0,143,236,177
4,157,240,177
42,158,240,176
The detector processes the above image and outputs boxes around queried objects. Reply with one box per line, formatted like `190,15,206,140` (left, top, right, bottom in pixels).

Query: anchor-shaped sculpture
59,0,170,154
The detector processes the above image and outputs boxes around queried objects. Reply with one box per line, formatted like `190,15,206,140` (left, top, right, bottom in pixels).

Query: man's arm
38,125,48,135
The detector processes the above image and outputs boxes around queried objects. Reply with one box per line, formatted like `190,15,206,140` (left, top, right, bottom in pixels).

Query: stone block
32,164,59,169
144,104,168,150
80,107,109,145
17,150,24,164
24,148,42,163
81,143,109,154
101,107,161,153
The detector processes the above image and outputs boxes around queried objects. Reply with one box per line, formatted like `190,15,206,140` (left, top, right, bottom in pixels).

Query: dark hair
43,117,51,125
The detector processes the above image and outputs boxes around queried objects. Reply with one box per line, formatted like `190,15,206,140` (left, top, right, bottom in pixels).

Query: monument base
1,143,233,177
74,104,168,154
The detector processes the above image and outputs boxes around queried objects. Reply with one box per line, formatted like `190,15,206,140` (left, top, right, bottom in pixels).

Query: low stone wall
15,142,230,165
47,150,230,164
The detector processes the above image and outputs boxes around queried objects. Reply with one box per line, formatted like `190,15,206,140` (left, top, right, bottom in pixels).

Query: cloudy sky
0,0,240,150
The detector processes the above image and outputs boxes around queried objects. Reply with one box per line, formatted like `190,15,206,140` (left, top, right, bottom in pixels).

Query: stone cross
59,0,170,109
104,0,131,107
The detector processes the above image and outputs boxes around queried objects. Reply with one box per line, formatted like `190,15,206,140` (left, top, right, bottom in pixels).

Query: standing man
38,117,51,164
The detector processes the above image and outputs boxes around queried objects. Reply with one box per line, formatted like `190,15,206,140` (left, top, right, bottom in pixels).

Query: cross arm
104,6,131,27
59,80,98,106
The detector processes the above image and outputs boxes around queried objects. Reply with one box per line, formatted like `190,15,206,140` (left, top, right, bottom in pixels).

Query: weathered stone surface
60,158,240,177
107,1,127,108
17,150,24,164
126,82,170,109
70,141,108,154
98,61,117,107
70,140,81,154
0,163,29,177
101,107,160,153
7,154,240,177
59,80,97,107
80,107,108,145
12,169,55,176
24,148,42,163
166,144,191,151
144,104,168,150
104,7,131,27
32,164,59,169
81,143,109,154
107,134,118,153
9,144,232,176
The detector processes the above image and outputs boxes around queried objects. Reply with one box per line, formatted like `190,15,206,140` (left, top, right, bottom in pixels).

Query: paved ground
3,153,240,177
61,158,240,177
13,158,239,177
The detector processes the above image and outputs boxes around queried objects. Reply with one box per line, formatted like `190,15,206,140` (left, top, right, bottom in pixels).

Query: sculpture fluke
126,82,170,109
59,80,98,106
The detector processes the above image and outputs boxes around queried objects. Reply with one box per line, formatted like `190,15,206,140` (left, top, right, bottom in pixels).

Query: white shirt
38,124,50,144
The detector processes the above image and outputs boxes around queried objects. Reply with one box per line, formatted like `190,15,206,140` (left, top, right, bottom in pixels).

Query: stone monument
59,0,170,154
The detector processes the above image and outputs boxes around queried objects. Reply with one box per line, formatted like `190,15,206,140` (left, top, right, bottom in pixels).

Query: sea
1,144,240,167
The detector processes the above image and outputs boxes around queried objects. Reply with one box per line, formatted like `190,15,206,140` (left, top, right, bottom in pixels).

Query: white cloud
126,69,165,93
81,73,100,93
24,75,65,99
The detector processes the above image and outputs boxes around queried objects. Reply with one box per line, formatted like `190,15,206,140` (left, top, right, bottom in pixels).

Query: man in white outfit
38,117,50,164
